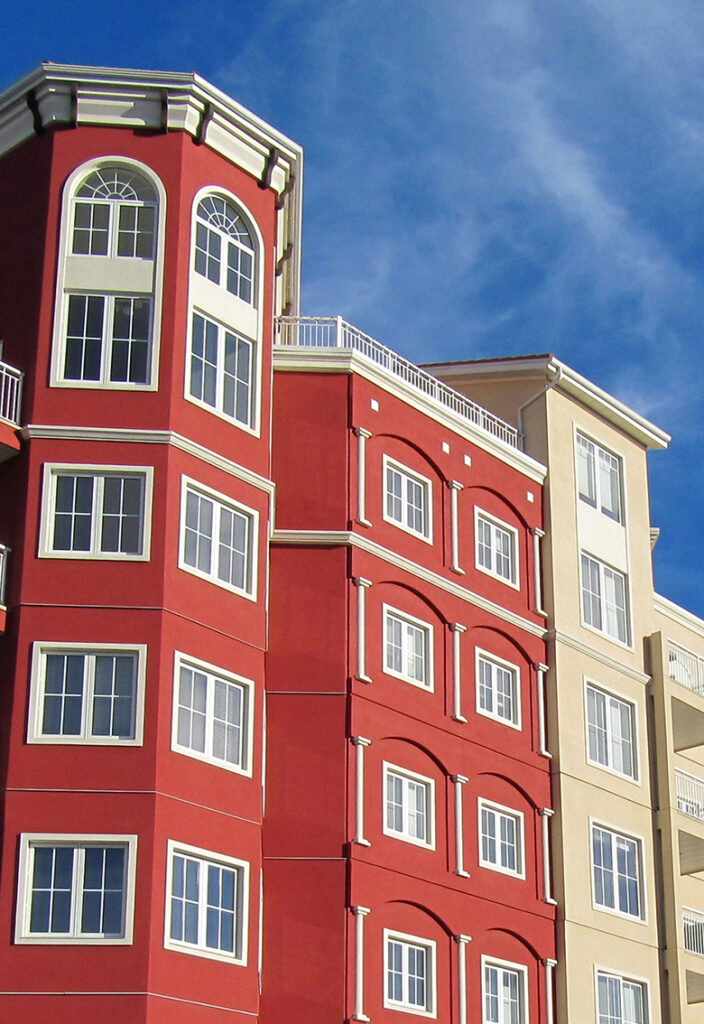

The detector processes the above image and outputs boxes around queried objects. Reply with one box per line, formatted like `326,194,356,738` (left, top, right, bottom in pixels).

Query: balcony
677,770,704,822
274,316,522,450
0,359,22,460
669,641,704,696
684,908,704,955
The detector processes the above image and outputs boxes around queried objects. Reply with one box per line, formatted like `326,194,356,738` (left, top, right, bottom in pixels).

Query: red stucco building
0,64,555,1023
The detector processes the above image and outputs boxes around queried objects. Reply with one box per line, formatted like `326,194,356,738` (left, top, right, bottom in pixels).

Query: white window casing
27,641,147,746
591,821,645,921
384,928,437,1018
478,799,526,879
383,456,433,543
39,463,153,561
383,761,435,850
383,603,434,691
580,551,631,647
481,956,528,1024
475,648,521,731
475,508,519,589
595,969,648,1024
576,432,623,523
585,680,638,783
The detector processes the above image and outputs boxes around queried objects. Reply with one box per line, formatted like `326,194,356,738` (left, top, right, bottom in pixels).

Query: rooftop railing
0,360,23,427
0,544,9,608
676,769,704,822
275,316,522,450
683,907,704,955
668,641,704,696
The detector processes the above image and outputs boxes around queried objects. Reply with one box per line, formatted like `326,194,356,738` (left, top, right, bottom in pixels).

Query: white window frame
382,761,436,850
382,603,434,691
575,431,623,524
383,928,437,1017
590,820,645,922
27,641,147,746
51,157,166,391
15,833,138,945
478,799,525,879
475,648,521,730
186,187,264,438
38,463,153,561
481,956,528,1024
580,552,631,647
584,680,639,783
382,456,433,544
594,967,649,1024
164,839,249,966
178,476,258,601
171,651,254,776
474,508,519,589
186,309,257,433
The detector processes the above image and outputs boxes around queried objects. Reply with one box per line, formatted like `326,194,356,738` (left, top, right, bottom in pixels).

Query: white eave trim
272,348,547,484
654,593,704,640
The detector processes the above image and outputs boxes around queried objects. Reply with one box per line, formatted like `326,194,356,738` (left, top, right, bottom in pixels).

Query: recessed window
15,834,137,944
476,650,521,728
188,311,255,428
40,465,152,561
581,553,630,645
384,929,436,1017
179,478,257,598
28,643,146,745
592,824,643,919
478,800,525,878
383,605,433,690
172,653,253,775
596,971,647,1024
482,958,527,1024
383,762,435,849
194,195,254,304
475,510,518,588
586,682,637,781
576,432,623,523
383,457,432,542
165,841,249,964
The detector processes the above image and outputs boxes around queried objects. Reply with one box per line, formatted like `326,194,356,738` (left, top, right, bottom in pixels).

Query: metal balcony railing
0,544,8,608
676,769,704,822
275,316,522,450
0,360,23,427
684,908,704,955
668,641,704,696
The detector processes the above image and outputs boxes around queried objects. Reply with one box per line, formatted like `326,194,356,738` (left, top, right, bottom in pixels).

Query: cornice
270,528,547,638
272,348,547,485
653,593,704,641
20,424,275,497
548,629,650,684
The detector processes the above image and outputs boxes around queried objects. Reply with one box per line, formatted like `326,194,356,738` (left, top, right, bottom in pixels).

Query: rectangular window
475,510,519,587
28,643,146,745
383,763,435,848
476,650,521,728
576,432,623,523
15,834,137,944
179,478,257,598
478,800,525,878
172,653,253,775
40,465,152,561
586,683,637,781
384,929,436,1016
483,958,527,1024
383,457,432,542
383,605,433,689
592,824,643,919
63,293,152,385
188,312,255,429
165,841,249,964
581,553,630,645
597,971,647,1024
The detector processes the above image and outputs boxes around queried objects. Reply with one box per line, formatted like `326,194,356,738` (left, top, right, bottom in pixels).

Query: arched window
186,190,262,434
52,160,165,390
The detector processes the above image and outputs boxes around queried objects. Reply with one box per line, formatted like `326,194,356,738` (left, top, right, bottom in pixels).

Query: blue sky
2,0,703,615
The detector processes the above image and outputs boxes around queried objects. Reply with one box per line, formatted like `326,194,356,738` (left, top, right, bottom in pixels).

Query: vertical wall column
448,481,465,574
352,736,372,846
543,957,557,1024
353,577,373,683
452,774,470,877
352,906,371,1022
540,808,557,904
354,428,373,527
455,934,472,1024
535,662,551,758
531,527,547,615
451,623,467,723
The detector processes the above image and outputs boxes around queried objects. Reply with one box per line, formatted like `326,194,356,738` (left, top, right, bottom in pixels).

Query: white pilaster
448,480,465,574
531,527,547,616
354,428,373,527
452,774,470,877
540,808,557,904
455,934,472,1024
352,736,372,846
544,957,557,1024
354,577,373,683
451,623,467,723
535,662,551,758
352,905,371,1022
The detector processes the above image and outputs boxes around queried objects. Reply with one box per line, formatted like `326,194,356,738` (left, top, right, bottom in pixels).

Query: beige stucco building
427,354,704,1023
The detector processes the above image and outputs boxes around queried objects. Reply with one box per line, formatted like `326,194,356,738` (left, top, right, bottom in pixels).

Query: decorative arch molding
380,735,451,779
479,926,543,963
375,579,449,627
384,898,454,939
465,484,532,531
474,770,539,812
467,623,534,665
372,432,446,485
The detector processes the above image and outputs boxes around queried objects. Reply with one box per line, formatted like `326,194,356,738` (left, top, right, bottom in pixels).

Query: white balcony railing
0,360,23,427
668,641,704,696
275,316,522,450
683,907,704,955
676,769,704,822
0,544,8,608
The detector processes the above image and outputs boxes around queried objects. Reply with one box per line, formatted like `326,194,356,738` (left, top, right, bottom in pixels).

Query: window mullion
72,846,84,937
216,324,225,415
84,654,96,740
91,476,103,554
205,672,215,760
210,502,220,577
197,859,207,948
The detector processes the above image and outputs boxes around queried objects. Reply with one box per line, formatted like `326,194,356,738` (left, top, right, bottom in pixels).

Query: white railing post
352,906,371,1021
535,663,551,758
675,769,704,821
455,934,472,1024
451,623,467,723
353,578,373,683
668,641,704,695
452,774,470,877
335,314,344,349
449,481,464,574
352,737,372,846
354,428,373,527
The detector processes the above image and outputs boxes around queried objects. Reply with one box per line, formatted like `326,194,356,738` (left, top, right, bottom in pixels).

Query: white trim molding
455,934,472,1024
540,808,557,904
352,906,371,1022
535,662,551,758
448,480,465,574
451,774,470,878
354,427,373,527
544,958,557,1024
353,577,373,683
451,623,468,723
352,737,372,847
531,527,547,616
